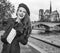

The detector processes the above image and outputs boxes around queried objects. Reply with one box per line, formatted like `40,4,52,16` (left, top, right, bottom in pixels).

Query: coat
1,17,32,53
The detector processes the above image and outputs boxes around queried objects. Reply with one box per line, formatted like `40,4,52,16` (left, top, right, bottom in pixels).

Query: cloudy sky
8,0,60,21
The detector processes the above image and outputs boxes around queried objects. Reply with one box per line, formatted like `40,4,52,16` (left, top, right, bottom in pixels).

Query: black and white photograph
0,0,60,53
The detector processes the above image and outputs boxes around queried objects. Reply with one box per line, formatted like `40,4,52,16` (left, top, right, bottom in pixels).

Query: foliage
0,0,15,20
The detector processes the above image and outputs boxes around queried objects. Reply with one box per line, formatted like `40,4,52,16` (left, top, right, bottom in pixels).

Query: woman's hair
21,13,31,26
21,13,31,37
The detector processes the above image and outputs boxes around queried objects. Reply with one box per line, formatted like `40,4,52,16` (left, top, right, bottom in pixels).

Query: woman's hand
0,30,5,36
0,30,5,40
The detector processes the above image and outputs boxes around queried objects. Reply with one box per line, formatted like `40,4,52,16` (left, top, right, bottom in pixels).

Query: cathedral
39,1,60,22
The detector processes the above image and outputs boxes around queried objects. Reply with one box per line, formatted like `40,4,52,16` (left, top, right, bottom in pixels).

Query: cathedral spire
50,1,52,14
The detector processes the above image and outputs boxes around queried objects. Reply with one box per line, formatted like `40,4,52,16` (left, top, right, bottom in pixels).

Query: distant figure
1,3,31,53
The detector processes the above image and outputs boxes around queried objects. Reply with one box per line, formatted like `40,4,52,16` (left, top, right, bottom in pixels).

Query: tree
0,0,15,30
0,0,15,21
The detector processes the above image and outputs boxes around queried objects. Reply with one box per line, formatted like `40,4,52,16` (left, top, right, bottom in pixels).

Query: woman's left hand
0,30,5,36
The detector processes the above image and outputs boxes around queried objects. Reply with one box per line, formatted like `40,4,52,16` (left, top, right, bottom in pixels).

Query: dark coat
1,17,32,53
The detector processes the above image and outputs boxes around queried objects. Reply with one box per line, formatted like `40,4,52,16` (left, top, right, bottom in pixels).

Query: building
50,10,59,22
39,1,52,22
39,9,44,21
43,9,51,22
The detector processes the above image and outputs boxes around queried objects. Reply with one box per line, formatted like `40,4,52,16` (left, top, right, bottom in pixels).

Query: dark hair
16,3,30,16
21,13,30,25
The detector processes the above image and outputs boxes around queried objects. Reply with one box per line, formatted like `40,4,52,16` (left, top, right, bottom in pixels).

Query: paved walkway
20,43,40,53
31,33,60,46
29,35,60,53
0,41,40,53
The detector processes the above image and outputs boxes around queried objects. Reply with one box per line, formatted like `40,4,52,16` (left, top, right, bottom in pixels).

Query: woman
1,3,31,53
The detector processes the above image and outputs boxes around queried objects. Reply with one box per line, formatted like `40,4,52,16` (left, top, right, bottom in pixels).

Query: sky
8,0,60,21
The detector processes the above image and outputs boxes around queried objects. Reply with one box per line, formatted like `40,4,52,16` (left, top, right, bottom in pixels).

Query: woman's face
17,7,26,19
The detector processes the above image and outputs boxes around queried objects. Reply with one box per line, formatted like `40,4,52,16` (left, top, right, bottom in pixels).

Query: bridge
31,22,60,27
